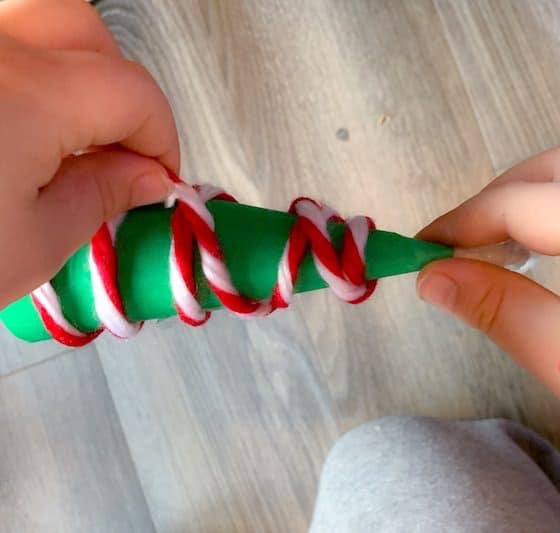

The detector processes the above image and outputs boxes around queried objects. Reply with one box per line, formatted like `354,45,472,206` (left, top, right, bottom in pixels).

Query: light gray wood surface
0,1,559,532
0,325,64,377
436,0,560,173
0,346,154,532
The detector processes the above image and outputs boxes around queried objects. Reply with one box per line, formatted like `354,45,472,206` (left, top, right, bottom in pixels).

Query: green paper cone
0,200,452,342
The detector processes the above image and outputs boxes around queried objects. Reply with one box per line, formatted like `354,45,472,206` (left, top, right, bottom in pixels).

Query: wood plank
96,317,337,533
436,0,560,173
0,347,155,532
95,1,560,532
0,324,63,377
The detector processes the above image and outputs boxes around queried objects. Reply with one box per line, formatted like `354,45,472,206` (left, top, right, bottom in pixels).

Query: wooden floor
2,1,560,531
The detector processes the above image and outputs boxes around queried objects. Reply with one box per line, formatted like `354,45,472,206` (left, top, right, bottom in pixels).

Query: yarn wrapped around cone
0,200,452,342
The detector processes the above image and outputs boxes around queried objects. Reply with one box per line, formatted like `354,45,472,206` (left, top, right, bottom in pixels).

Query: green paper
0,200,452,342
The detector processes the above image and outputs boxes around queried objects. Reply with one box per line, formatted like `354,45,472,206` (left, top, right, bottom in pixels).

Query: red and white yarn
32,175,378,346
31,282,101,347
271,198,377,309
31,213,142,346
89,214,142,338
167,176,271,323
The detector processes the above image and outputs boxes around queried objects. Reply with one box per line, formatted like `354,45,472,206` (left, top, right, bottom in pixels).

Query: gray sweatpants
310,417,560,532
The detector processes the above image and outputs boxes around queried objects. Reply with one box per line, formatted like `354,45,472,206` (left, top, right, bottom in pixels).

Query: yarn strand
31,175,378,346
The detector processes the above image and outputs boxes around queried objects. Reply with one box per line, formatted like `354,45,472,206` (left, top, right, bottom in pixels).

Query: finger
35,150,173,269
0,0,120,56
32,49,180,176
489,146,560,188
417,148,560,246
417,181,560,253
417,258,560,398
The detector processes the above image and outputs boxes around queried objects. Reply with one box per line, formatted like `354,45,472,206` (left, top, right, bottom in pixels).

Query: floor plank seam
95,345,159,533
433,0,499,175
0,347,73,382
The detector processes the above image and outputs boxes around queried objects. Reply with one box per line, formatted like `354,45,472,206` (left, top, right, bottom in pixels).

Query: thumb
417,258,560,398
36,150,173,264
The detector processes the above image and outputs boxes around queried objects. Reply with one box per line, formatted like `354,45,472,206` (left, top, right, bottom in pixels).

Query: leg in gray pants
310,417,560,532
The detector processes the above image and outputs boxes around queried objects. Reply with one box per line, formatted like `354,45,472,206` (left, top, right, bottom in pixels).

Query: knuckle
51,0,110,40
472,284,506,335
0,38,37,90
93,174,120,222
74,8,117,54
124,60,165,102
31,223,64,281
0,42,60,115
125,60,153,83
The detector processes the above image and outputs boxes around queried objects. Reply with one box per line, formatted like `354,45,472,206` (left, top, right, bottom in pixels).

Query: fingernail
131,172,174,207
417,272,458,311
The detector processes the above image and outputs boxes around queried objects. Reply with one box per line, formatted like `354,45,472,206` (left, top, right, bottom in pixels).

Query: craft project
0,174,456,345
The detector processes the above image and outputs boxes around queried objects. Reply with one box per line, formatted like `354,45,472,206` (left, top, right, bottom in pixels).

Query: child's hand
0,0,179,308
417,148,560,398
